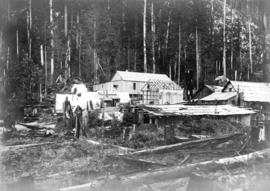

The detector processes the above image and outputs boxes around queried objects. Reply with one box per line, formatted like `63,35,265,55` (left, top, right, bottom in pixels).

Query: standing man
185,70,193,101
81,103,89,137
251,107,266,146
258,108,266,142
63,96,73,130
74,105,83,139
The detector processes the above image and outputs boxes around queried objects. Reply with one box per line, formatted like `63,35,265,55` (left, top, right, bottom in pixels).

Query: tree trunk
6,47,9,70
230,0,234,79
76,13,81,77
78,32,81,78
50,0,54,84
151,1,156,73
29,0,32,30
128,36,130,71
0,31,2,56
248,21,252,79
165,9,171,51
64,2,68,38
196,26,201,90
27,11,31,58
16,30,19,58
44,45,48,96
7,0,10,22
178,24,181,85
94,19,98,83
143,0,147,73
134,15,137,72
107,0,111,25
40,44,44,66
223,0,226,76
169,61,172,79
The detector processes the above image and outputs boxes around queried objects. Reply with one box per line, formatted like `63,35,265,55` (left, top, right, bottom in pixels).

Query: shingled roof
111,71,171,82
200,92,238,101
143,104,255,117
223,81,270,103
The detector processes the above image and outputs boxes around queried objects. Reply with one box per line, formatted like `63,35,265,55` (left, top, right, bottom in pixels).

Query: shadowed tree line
0,0,270,104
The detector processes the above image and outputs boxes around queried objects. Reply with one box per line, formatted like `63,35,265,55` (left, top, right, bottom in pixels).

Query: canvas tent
55,92,102,113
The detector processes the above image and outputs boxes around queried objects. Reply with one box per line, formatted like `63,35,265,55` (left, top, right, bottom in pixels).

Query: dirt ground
0,117,264,191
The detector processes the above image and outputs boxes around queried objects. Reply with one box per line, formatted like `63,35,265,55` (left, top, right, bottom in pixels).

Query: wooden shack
223,81,270,141
199,91,241,105
142,104,255,128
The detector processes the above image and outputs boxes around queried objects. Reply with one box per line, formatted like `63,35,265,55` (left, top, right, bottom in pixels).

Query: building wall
93,80,146,95
152,114,252,128
143,90,184,105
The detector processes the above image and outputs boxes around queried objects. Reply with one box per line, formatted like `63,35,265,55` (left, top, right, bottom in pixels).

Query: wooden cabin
93,71,180,102
223,81,270,141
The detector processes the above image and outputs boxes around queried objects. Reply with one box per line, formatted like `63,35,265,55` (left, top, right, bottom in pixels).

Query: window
113,84,118,90
133,83,136,90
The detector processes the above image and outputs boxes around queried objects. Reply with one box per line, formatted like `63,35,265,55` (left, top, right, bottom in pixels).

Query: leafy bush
126,128,164,149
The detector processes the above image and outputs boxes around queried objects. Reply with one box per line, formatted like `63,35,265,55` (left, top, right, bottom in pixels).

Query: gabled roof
204,85,223,92
200,92,237,101
141,79,182,91
111,71,171,82
143,104,255,117
223,81,270,103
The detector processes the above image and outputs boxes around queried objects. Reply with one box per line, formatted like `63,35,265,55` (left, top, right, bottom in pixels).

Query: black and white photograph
0,0,270,190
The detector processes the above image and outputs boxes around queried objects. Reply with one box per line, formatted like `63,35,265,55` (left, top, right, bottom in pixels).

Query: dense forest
0,0,270,102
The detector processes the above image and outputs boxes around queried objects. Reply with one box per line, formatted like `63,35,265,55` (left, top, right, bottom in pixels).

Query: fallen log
3,142,55,151
129,133,243,156
118,156,168,167
59,148,270,191
86,139,134,155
